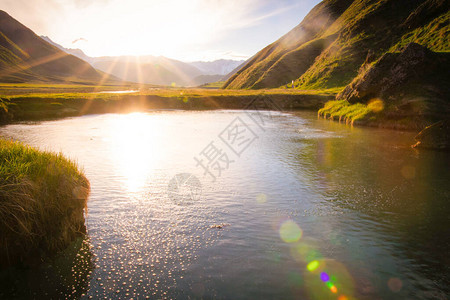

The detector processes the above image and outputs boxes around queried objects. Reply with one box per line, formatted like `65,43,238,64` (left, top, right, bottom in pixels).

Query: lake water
0,110,449,299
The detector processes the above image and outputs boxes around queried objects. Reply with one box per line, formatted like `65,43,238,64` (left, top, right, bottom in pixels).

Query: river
0,110,449,299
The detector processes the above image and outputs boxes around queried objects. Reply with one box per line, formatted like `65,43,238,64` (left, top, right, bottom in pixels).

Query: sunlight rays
93,55,122,90
0,51,68,79
78,55,123,116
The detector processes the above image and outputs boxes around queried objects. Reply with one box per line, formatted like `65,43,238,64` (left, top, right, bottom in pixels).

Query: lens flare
279,220,303,243
307,260,319,272
387,277,403,292
290,238,322,263
304,259,355,300
320,272,330,282
368,98,384,113
256,193,267,204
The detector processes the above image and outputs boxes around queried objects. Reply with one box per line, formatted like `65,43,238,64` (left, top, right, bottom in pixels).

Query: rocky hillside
0,10,112,83
224,0,449,90
334,43,449,128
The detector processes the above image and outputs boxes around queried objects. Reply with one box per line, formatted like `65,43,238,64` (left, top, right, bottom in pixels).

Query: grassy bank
0,139,90,267
318,99,434,130
318,99,383,124
0,86,337,124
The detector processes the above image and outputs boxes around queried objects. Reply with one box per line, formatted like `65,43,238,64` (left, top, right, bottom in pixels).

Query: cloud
72,0,112,8
1,0,317,61
72,37,88,44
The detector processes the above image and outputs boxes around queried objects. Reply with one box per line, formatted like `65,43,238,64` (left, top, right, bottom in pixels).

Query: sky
1,0,321,62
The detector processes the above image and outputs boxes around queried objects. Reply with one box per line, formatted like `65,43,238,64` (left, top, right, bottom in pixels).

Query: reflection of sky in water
0,110,448,299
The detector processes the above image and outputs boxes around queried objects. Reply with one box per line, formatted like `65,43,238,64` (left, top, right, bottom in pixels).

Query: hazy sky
1,0,321,61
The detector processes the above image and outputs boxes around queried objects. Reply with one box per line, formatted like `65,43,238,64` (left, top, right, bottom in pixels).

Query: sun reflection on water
107,112,167,193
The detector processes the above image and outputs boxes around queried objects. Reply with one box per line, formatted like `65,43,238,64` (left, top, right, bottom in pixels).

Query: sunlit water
0,110,449,299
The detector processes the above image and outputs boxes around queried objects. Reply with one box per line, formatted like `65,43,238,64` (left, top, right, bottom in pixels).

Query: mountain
338,42,449,128
87,55,204,86
224,0,449,89
41,36,238,86
189,59,245,76
222,58,252,82
0,10,111,83
191,74,224,86
41,36,91,63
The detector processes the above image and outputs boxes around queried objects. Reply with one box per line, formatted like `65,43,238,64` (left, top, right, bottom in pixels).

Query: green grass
318,99,385,125
0,85,338,123
199,81,226,88
0,83,339,97
3,88,338,99
0,82,143,95
0,139,90,267
225,0,449,90
391,11,450,52
0,79,340,124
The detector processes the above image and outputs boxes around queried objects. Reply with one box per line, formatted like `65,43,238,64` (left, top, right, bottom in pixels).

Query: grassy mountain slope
319,43,449,129
224,0,449,90
0,10,111,83
224,0,352,89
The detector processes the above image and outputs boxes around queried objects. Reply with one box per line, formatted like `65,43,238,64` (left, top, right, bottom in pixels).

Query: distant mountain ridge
41,36,92,63
41,36,244,86
224,0,449,89
189,59,244,76
0,10,113,84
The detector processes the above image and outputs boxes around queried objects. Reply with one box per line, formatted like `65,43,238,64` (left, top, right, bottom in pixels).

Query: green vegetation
0,10,117,84
1,86,340,98
0,85,338,123
391,11,450,52
199,81,226,88
318,99,384,125
0,82,142,95
224,0,449,90
0,139,90,267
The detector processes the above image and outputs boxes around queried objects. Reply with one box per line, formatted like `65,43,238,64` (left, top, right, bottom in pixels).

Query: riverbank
0,86,338,124
317,44,450,134
0,139,90,267
317,99,432,131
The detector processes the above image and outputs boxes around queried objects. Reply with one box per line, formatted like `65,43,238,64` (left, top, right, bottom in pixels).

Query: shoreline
0,92,334,125
0,139,90,267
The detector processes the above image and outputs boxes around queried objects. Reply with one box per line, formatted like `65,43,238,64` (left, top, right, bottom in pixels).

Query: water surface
0,110,449,299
